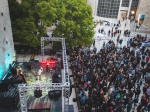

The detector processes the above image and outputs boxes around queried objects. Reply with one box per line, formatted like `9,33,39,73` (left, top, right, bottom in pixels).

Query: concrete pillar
0,0,14,80
117,0,123,20
127,0,133,18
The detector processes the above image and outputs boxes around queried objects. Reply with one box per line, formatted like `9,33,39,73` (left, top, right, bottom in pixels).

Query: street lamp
131,10,135,15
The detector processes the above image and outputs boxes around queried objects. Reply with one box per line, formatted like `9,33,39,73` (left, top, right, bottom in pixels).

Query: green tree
9,0,95,47
8,0,47,47
38,0,95,46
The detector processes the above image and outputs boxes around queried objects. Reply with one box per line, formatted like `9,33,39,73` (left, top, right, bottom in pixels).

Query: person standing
123,17,124,21
125,23,127,27
49,48,52,56
98,29,100,33
108,30,110,36
38,67,43,76
118,20,120,24
119,30,121,34
46,59,49,72
128,31,130,37
111,32,113,38
17,69,27,83
119,39,123,46
114,31,116,37
93,40,95,47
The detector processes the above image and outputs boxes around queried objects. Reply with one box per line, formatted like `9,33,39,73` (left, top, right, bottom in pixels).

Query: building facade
97,0,120,19
87,0,140,20
0,0,14,80
135,0,150,30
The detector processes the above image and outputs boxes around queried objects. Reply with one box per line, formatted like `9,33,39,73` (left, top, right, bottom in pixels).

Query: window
97,0,120,18
4,27,6,31
121,0,129,7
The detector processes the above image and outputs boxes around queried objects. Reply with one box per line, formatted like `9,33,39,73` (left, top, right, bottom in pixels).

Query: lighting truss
18,37,70,112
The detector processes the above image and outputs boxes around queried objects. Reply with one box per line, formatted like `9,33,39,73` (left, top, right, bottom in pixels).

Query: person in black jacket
141,60,146,69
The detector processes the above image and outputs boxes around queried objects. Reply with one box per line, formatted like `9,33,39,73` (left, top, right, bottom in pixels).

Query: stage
0,55,64,112
0,55,75,112
17,58,62,112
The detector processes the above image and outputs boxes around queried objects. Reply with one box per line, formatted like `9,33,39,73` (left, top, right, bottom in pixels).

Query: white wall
87,0,98,16
0,0,14,80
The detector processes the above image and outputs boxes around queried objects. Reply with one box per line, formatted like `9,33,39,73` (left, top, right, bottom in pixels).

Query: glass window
97,0,120,18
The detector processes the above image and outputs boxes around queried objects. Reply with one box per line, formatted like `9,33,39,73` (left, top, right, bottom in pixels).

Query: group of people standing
97,19,131,40
69,33,150,112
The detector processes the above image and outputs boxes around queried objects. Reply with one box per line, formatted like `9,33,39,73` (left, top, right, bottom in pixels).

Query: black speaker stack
34,89,42,98
48,90,61,100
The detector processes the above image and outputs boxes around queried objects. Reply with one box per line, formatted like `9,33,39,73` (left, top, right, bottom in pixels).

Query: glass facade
121,0,130,7
131,0,139,11
129,0,139,20
97,0,120,19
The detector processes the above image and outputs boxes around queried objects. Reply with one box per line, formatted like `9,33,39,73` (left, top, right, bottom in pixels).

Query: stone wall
0,0,14,80
136,0,150,30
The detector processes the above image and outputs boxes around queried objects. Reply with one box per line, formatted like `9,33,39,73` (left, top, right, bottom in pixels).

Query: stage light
41,60,56,64
34,88,42,98
49,60,56,64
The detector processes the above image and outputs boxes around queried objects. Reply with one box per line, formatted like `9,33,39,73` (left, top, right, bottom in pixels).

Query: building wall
96,0,120,19
122,0,130,7
87,0,98,16
136,0,150,30
0,0,14,80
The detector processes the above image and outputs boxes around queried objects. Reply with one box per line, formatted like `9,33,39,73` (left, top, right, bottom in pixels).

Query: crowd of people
69,34,150,112
98,20,130,39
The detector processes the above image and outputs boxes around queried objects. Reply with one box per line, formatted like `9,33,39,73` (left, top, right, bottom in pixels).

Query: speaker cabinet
48,90,61,99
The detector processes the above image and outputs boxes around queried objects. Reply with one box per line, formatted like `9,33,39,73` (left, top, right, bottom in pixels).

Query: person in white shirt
38,67,43,76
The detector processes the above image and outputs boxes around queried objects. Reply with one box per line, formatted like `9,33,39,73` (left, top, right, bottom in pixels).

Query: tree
9,0,95,47
8,0,47,47
38,0,95,46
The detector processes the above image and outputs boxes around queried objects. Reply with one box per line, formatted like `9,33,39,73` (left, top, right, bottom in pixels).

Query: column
127,0,133,18
117,0,123,20
94,0,99,16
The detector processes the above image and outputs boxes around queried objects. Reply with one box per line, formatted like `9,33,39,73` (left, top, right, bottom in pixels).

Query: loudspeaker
48,90,61,99
73,98,76,102
34,89,42,98
34,59,39,62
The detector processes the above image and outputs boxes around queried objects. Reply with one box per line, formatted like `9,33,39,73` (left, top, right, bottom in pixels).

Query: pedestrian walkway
91,17,129,51
92,16,150,52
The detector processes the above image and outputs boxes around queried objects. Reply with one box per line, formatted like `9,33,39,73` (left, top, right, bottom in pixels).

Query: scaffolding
18,37,70,112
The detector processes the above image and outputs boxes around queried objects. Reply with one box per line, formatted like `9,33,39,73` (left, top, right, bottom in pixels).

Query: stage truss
18,37,70,112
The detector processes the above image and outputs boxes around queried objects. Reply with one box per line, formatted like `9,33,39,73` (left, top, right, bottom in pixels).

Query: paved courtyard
16,16,150,112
